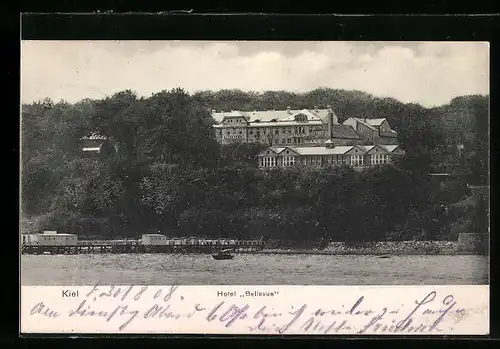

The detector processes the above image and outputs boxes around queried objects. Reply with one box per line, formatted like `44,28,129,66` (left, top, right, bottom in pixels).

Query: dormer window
294,113,307,122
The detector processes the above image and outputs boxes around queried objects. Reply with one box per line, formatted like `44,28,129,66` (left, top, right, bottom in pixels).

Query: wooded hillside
20,88,489,243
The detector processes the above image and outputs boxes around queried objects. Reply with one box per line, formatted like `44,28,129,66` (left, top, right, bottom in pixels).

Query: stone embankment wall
457,233,489,254
260,239,486,255
322,241,458,255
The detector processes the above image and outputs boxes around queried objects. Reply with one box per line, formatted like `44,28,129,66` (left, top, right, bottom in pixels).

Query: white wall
37,235,78,246
141,235,168,245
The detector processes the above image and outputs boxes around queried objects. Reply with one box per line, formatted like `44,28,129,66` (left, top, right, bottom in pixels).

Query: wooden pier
21,241,265,255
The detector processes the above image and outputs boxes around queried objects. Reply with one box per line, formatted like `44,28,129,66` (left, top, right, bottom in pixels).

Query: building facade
80,133,119,158
257,144,405,170
212,107,339,146
343,117,398,145
212,106,399,147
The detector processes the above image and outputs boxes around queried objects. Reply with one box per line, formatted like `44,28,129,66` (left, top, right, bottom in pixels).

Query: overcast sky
21,41,489,107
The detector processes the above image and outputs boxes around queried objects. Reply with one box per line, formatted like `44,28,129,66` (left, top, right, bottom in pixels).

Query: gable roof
364,118,387,126
344,144,368,155
276,147,300,156
360,145,375,152
258,147,285,156
270,147,286,154
212,108,331,124
379,129,398,137
345,118,398,134
365,144,391,154
331,124,361,139
350,118,378,130
81,133,107,140
380,145,401,153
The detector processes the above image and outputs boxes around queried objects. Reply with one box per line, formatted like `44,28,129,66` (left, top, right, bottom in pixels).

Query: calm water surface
21,254,488,285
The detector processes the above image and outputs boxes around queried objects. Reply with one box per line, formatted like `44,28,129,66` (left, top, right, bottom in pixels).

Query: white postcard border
20,285,489,335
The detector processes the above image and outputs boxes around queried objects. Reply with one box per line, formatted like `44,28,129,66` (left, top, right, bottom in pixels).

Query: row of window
350,154,364,166
370,154,390,165
224,118,245,124
244,126,322,135
22,236,75,241
245,137,310,145
223,129,244,135
259,155,392,168
261,157,277,167
282,156,296,167
220,127,323,138
222,135,244,140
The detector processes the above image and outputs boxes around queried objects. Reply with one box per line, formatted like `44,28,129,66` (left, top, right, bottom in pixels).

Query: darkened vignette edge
17,13,497,342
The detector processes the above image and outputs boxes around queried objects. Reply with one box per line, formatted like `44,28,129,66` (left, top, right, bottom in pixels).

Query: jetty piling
21,240,265,255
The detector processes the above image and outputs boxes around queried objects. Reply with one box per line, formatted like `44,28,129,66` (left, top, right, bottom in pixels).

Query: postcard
20,39,490,335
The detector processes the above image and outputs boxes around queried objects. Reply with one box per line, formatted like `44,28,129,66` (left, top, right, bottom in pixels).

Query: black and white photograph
20,40,489,287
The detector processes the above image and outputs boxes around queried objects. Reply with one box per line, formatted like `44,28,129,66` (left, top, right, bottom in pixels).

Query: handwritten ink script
22,285,489,335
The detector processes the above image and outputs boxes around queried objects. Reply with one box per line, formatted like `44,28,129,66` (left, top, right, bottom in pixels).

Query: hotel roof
214,120,324,128
211,108,332,124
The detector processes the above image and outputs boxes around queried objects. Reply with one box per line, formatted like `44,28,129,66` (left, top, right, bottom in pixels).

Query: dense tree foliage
21,88,489,244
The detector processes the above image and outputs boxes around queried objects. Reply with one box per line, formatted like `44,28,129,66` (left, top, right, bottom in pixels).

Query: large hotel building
80,105,404,170
211,106,404,169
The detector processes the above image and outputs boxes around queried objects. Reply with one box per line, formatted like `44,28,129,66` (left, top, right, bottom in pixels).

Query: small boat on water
212,249,234,260
377,254,391,259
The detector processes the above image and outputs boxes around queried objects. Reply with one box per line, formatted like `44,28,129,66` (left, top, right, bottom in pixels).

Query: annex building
257,144,405,170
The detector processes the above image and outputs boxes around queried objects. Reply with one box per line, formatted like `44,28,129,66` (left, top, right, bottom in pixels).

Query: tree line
21,88,489,244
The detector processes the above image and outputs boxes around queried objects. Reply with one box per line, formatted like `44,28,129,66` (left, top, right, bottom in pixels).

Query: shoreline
20,249,486,257
240,249,484,256
251,240,486,256
20,240,488,257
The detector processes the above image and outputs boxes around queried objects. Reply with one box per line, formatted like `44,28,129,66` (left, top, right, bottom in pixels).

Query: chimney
327,107,334,140
314,106,318,112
